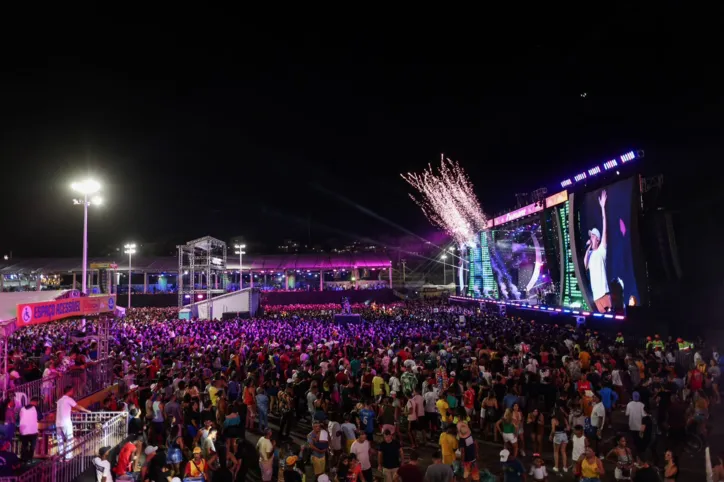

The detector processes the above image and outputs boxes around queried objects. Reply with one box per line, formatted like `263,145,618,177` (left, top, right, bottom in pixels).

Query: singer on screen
584,190,611,313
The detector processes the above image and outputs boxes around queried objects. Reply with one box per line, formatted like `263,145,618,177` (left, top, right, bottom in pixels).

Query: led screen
489,221,555,303
576,176,640,314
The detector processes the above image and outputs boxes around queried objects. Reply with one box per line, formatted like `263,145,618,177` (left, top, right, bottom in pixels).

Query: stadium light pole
440,254,447,285
71,180,102,297
234,244,246,289
124,244,136,308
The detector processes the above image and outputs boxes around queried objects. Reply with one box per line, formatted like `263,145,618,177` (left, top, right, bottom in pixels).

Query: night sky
1,17,721,259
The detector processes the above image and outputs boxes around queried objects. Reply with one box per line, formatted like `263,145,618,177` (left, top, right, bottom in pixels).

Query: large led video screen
490,221,555,303
576,176,640,313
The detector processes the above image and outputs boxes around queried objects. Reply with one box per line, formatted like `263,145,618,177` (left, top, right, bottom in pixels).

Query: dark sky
1,15,721,258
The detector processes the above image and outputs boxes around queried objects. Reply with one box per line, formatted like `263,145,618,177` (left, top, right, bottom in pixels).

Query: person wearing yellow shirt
438,425,458,465
436,398,450,429
372,374,386,400
208,384,220,407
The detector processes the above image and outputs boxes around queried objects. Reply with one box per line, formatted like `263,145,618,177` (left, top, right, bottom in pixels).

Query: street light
124,244,136,308
440,254,448,285
234,244,246,289
71,179,102,296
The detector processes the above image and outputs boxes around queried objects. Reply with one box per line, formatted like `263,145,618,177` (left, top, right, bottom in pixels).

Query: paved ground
236,405,715,481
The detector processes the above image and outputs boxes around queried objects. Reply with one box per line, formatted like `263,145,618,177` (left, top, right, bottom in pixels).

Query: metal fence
6,358,114,415
0,411,128,482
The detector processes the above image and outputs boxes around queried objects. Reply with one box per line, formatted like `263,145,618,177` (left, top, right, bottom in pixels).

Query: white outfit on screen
588,246,608,300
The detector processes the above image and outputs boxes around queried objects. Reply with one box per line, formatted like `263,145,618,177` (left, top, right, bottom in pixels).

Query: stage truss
177,236,228,311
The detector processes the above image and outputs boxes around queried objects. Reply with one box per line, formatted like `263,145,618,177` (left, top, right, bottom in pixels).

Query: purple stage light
588,166,601,176
561,179,573,187
620,151,635,163
603,159,618,170
574,172,587,182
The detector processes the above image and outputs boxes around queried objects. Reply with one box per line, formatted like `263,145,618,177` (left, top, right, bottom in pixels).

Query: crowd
1,301,722,482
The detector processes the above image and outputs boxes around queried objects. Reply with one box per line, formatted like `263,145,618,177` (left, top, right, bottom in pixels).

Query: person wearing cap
584,189,611,313
500,444,525,482
185,446,209,480
92,446,112,482
283,455,302,482
425,450,454,482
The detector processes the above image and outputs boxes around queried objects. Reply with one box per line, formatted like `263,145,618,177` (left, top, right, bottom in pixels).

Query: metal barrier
0,411,129,482
6,358,114,415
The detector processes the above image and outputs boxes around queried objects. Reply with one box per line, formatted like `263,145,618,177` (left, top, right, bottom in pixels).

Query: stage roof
0,253,392,275
0,290,70,321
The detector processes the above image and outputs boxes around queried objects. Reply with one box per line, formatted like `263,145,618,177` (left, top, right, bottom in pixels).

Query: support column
215,273,218,290
72,272,77,290
250,271,254,288
284,271,289,290
320,270,324,291
288,272,295,290
0,275,4,292
36,275,42,291
389,268,392,289
143,272,148,294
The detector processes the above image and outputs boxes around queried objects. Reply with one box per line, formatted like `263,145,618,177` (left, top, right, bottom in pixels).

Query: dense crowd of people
1,301,722,481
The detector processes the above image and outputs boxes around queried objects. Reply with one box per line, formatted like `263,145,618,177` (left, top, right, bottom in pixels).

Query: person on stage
585,190,611,313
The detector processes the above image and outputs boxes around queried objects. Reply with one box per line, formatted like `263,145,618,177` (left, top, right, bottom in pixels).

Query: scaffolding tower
177,236,228,314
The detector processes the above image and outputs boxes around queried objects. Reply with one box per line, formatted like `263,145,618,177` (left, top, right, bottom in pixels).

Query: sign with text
545,190,568,208
17,295,116,327
493,202,544,226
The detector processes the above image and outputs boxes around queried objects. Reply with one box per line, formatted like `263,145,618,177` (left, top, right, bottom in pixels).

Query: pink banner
493,202,543,226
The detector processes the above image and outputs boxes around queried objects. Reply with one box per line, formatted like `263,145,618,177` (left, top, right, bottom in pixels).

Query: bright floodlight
71,179,101,195
448,247,455,252
440,254,447,260
235,244,246,249
124,243,137,254
91,196,103,205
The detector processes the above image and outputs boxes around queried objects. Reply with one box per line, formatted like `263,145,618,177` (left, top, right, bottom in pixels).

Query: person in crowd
396,449,423,482
56,385,92,460
92,446,112,482
18,396,40,464
425,450,454,482
578,447,605,482
184,446,208,480
256,428,274,482
378,429,403,482
351,432,373,482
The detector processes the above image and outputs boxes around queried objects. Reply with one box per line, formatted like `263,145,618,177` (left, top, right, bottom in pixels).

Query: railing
0,411,129,482
5,358,114,415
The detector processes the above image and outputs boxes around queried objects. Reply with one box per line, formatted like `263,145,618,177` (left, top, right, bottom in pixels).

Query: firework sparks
401,155,488,246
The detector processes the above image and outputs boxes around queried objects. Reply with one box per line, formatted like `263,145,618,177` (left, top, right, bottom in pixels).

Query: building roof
0,253,392,274
0,290,70,321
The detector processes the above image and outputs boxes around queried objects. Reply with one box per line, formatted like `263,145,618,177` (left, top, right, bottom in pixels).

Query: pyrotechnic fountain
402,155,489,291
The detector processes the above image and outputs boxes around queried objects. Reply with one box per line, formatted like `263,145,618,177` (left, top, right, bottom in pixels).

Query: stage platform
334,314,362,325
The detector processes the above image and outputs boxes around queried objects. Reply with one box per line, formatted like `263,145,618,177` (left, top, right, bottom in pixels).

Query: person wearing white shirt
589,393,606,456
56,385,91,460
92,446,112,482
19,397,40,463
625,392,645,436
350,433,372,481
